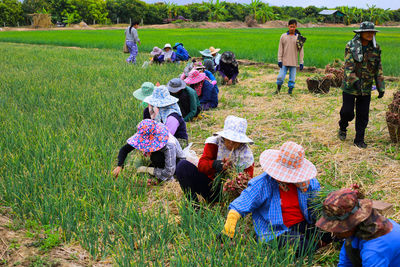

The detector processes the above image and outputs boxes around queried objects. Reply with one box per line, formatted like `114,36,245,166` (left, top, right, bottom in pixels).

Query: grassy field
0,27,400,76
0,39,399,265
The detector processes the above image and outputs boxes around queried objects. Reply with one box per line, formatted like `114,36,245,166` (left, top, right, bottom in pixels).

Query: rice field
1,30,399,265
0,27,400,76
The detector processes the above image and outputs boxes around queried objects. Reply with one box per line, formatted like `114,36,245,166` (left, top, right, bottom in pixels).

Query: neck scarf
192,80,205,96
155,103,182,123
355,209,393,240
277,180,311,193
206,136,254,170
348,33,377,63
162,50,173,60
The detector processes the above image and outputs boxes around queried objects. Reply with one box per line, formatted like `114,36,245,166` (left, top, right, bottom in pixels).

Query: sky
145,0,399,10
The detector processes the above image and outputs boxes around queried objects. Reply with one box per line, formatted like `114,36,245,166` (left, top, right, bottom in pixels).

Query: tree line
1,0,400,27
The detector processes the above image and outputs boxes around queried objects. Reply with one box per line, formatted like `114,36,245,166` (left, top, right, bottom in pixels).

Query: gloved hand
300,64,304,71
212,160,224,173
278,62,282,68
221,210,241,238
378,91,385,99
137,166,155,175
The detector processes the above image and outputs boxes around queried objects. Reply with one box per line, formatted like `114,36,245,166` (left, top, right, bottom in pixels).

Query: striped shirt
229,173,320,242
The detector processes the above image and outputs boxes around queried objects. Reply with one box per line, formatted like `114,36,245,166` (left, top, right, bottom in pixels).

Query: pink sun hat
127,119,169,152
184,69,207,85
259,141,317,183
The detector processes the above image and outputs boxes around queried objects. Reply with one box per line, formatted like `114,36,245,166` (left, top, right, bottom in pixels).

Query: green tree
205,0,228,22
0,0,24,26
246,0,261,18
255,3,277,23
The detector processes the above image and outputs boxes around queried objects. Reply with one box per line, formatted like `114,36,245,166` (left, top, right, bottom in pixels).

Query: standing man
338,22,385,148
276,19,304,95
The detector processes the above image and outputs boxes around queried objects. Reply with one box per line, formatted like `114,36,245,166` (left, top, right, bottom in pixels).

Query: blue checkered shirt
229,173,320,242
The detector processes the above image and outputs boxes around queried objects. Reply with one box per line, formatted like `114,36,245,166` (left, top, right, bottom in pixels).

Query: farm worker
199,49,213,61
316,188,400,266
143,85,188,148
124,21,140,64
133,82,155,120
338,22,385,148
175,115,254,204
150,47,163,64
203,59,216,74
167,78,201,122
184,69,218,111
209,46,221,69
276,19,304,95
217,51,239,85
193,61,219,95
220,141,332,255
158,43,176,63
173,42,190,62
113,119,185,182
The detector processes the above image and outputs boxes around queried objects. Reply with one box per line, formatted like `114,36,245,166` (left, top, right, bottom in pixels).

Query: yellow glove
222,210,241,238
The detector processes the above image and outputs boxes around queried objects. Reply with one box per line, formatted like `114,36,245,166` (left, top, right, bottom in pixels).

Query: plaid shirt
229,173,320,242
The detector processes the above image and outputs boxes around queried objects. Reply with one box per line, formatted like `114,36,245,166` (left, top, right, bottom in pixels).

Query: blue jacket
230,173,320,242
199,80,218,108
175,45,190,61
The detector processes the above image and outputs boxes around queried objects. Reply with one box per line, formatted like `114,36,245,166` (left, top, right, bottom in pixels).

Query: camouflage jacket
342,35,385,96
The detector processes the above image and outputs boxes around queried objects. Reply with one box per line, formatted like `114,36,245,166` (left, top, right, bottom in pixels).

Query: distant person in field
150,47,163,64
184,69,218,111
316,188,400,266
113,120,185,183
175,115,254,204
219,141,332,255
132,82,155,119
167,78,201,122
125,21,140,64
338,22,385,149
276,19,304,95
210,46,221,70
144,85,188,148
158,43,176,63
217,51,239,85
173,42,190,62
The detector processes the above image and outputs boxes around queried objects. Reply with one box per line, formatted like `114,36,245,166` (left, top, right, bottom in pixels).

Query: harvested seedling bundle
325,59,345,87
386,91,400,142
306,74,331,94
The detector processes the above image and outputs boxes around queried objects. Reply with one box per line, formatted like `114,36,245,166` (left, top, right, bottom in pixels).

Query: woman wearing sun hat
158,43,176,63
209,46,221,69
184,69,218,111
176,115,254,204
113,119,185,182
150,46,163,64
217,51,239,85
220,141,331,253
133,82,155,119
167,78,201,122
144,85,188,148
173,42,190,62
316,188,400,266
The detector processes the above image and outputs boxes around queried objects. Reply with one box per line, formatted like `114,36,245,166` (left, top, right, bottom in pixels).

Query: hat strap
323,202,360,221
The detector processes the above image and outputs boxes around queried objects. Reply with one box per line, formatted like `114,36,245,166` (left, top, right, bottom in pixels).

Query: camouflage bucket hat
316,188,373,233
353,21,379,33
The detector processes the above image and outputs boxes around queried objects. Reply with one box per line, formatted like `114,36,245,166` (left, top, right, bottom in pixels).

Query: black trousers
339,92,371,143
175,160,221,203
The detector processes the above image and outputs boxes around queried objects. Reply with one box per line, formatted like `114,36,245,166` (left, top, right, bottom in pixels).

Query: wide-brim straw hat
133,82,155,101
209,46,221,55
163,43,172,50
260,141,317,183
150,46,162,56
143,85,178,108
316,189,373,233
127,119,169,152
167,78,186,93
184,70,207,85
199,49,212,58
215,115,253,144
353,21,379,33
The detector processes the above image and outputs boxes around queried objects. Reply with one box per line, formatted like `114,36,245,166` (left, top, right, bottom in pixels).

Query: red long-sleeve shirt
198,143,254,180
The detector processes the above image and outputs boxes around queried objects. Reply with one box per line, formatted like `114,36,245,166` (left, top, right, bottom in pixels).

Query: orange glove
222,210,241,238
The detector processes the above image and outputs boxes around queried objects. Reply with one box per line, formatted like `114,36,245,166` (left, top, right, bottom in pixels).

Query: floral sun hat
127,119,169,152
259,141,317,183
193,61,206,70
150,46,163,56
215,115,253,144
133,82,155,101
184,70,207,85
199,49,212,58
167,78,186,93
143,85,178,108
209,46,221,55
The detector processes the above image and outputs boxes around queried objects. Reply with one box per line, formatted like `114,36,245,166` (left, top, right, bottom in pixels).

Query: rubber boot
288,87,294,95
274,84,282,94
